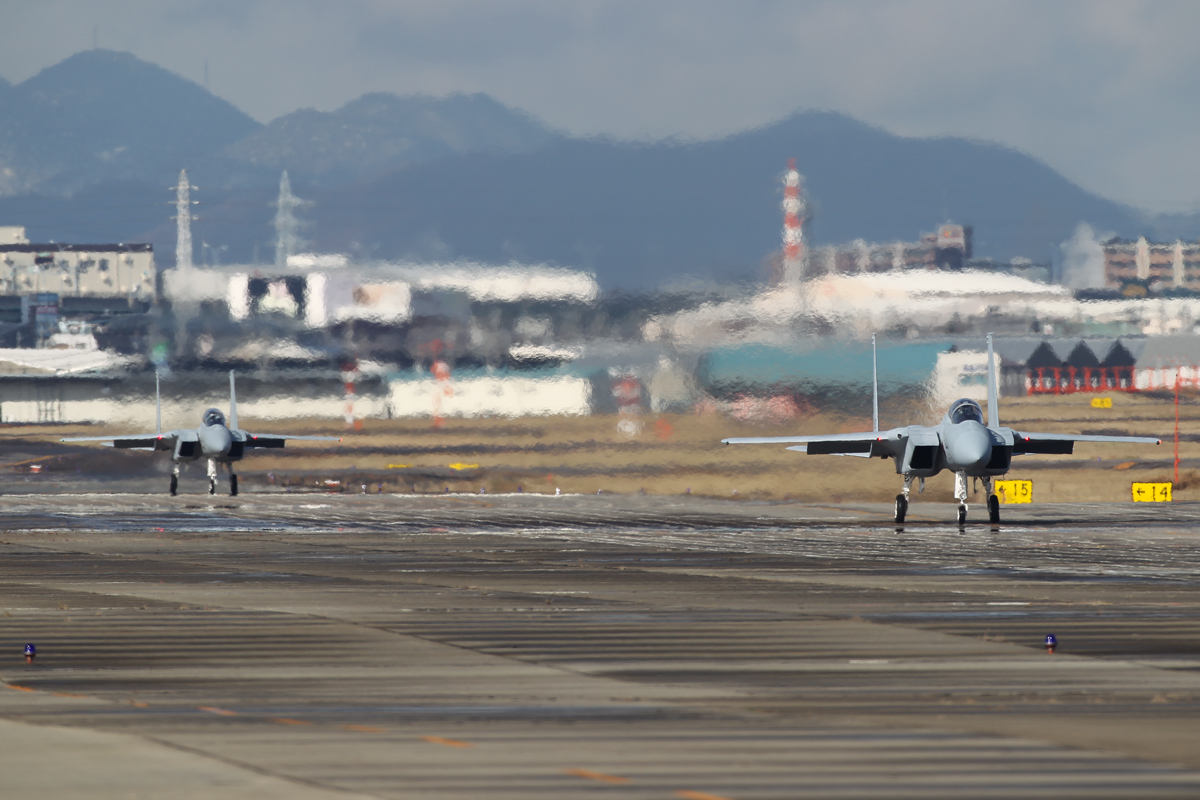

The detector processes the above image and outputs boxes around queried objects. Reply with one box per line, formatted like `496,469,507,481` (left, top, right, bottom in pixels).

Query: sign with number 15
995,479,1032,504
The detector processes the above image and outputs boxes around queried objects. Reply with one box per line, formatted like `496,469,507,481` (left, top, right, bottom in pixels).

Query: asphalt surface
1,492,1200,798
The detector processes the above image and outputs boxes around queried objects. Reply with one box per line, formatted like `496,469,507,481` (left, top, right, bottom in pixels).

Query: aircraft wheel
230,474,239,497
957,504,968,525
987,495,1000,524
169,475,178,496
208,478,216,496
894,494,907,523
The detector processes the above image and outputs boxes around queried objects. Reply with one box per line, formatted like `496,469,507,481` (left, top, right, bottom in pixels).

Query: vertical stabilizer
229,370,238,430
155,371,161,436
872,334,879,433
987,333,999,428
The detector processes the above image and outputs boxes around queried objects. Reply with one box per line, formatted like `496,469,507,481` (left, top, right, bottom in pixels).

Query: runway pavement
1,492,1199,798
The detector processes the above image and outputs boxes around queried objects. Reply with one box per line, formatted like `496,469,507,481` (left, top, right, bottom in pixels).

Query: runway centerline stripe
421,735,473,748
340,724,386,733
5,684,36,692
268,717,312,726
674,791,735,800
564,768,629,784
197,706,238,716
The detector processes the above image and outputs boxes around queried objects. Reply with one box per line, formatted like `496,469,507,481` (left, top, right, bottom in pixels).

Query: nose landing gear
954,470,969,525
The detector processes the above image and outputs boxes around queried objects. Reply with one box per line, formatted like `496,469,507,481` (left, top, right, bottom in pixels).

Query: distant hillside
0,50,1195,289
224,92,562,183
302,112,1157,287
0,50,261,195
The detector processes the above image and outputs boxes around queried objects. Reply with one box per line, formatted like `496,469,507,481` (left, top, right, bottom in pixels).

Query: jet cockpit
949,399,984,425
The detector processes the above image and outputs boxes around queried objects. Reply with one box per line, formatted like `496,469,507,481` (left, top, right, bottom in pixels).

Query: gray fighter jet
62,371,340,496
723,334,1161,524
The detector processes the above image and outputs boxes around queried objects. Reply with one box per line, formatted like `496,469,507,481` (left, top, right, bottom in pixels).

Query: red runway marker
564,768,629,784
421,735,473,748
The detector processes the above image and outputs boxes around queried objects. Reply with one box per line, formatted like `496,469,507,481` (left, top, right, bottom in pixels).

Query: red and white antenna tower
781,157,806,284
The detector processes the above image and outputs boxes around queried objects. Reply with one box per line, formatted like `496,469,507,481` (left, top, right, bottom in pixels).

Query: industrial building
0,227,155,301
1102,236,1200,291
771,161,976,283
804,223,974,278
935,336,1200,406
0,226,155,349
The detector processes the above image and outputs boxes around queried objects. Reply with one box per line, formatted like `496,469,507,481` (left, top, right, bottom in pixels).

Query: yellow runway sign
995,480,1032,504
1132,482,1172,502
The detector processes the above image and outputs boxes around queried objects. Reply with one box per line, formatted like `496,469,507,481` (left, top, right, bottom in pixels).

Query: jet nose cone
949,424,992,468
200,425,233,458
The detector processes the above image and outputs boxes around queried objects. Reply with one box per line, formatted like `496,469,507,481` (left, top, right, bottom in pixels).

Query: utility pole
273,170,310,267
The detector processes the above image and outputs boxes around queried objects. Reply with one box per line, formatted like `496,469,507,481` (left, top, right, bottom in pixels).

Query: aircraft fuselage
198,421,234,460
893,401,1013,479
171,408,246,464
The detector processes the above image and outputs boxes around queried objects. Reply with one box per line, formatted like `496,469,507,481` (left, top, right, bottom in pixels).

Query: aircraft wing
1009,430,1161,455
60,431,185,452
240,433,342,449
723,429,908,458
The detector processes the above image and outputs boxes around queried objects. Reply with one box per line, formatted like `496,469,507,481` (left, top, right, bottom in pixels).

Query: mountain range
0,49,1191,288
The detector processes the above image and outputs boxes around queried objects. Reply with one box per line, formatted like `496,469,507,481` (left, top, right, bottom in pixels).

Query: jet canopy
949,399,984,425
202,408,227,427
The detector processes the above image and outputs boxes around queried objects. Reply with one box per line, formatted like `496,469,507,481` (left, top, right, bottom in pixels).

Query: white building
163,255,600,330
0,228,155,301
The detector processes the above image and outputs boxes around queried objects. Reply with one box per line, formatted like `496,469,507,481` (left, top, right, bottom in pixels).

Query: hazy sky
3,0,1199,214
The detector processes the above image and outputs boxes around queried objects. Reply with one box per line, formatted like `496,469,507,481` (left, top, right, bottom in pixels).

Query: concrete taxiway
1,492,1199,798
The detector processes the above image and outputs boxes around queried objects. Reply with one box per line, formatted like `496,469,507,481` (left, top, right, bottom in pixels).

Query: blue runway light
1044,634,1057,653
24,643,35,661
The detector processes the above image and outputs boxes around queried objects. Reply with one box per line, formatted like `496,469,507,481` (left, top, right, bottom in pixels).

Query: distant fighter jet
723,334,1161,524
63,371,340,496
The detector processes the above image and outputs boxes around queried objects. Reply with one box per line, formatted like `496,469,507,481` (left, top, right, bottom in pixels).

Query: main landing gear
170,462,239,496
895,474,923,523
955,474,1001,525
208,459,238,496
980,475,1000,524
